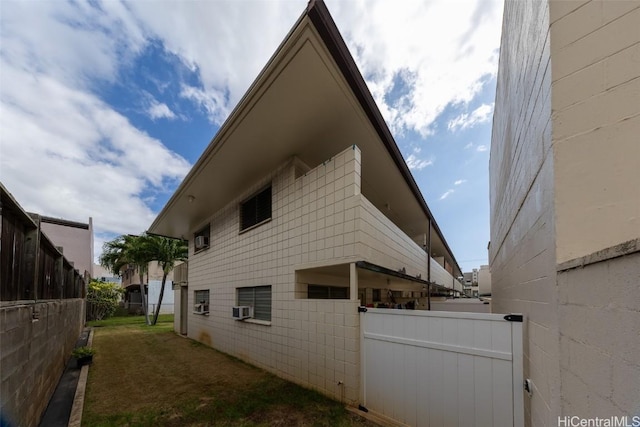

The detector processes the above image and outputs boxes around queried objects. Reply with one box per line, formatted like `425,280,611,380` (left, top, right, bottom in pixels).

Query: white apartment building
149,0,462,404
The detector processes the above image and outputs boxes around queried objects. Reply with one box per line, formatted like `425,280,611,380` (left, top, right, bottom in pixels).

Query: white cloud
454,179,467,186
440,189,455,200
147,102,176,120
476,145,488,152
0,0,503,262
464,142,474,150
448,103,495,132
329,1,503,137
127,2,301,125
180,85,230,125
405,154,433,171
0,65,190,232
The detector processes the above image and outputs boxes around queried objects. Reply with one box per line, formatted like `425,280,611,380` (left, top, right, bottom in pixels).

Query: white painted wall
147,280,174,314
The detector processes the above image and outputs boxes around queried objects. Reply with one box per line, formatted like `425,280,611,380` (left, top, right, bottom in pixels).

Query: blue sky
0,0,503,272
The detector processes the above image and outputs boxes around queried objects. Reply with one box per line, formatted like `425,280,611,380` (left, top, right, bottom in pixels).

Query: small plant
72,346,96,358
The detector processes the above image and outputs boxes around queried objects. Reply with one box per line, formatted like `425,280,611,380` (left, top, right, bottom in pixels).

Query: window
237,285,272,321
194,224,210,252
372,288,381,302
240,186,271,231
308,284,349,299
193,289,209,314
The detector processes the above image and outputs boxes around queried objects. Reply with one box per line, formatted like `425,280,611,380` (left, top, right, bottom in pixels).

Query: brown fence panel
1,215,26,301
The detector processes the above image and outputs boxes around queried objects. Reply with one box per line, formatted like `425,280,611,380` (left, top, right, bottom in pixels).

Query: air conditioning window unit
232,306,252,320
195,235,209,250
194,303,209,314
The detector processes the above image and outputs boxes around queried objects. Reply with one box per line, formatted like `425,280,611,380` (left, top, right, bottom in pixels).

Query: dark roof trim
307,0,462,275
34,214,89,230
355,260,451,293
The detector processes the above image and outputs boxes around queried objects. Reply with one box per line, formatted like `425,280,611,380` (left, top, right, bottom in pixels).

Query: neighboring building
462,271,473,296
92,263,121,284
150,0,462,404
490,0,639,425
120,261,174,314
35,214,94,278
462,268,482,297
0,183,85,427
477,264,491,296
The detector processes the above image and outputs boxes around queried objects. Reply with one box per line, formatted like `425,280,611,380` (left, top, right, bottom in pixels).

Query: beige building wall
490,0,558,424
551,1,640,263
477,264,491,296
187,146,363,403
185,145,448,403
492,1,640,425
549,0,640,419
39,217,93,277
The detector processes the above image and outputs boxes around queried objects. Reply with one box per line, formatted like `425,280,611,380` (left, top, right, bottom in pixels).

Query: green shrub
86,280,123,321
72,346,96,358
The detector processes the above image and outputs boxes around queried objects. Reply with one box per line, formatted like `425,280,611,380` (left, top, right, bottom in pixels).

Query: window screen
237,285,272,321
240,186,272,231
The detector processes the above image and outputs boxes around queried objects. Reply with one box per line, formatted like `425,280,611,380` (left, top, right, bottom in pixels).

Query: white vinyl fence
360,308,523,427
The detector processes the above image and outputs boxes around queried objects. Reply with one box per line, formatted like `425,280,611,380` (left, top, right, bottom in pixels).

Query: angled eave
148,0,462,277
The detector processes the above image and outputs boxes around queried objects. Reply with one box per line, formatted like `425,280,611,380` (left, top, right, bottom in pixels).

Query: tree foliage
99,233,187,325
86,280,123,321
144,235,188,325
100,234,153,324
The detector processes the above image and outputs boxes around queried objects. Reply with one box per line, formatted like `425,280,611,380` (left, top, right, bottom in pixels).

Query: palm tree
143,235,188,325
99,234,152,325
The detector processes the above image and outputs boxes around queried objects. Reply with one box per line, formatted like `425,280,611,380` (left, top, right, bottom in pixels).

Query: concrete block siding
0,300,84,427
187,146,363,402
185,145,443,403
492,0,639,425
558,248,640,417
491,0,558,424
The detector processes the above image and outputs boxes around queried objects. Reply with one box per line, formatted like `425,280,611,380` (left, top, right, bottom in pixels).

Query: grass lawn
83,315,377,427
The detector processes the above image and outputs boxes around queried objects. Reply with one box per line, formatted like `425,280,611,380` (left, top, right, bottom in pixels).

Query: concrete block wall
0,299,84,427
184,143,449,403
357,197,428,279
490,0,559,425
186,145,363,403
492,0,640,425
550,1,640,264
558,247,640,416
551,0,640,419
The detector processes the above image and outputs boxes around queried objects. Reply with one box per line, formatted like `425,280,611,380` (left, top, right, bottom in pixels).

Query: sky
0,0,504,273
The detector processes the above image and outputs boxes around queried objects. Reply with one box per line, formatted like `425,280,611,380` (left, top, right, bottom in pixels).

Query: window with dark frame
194,224,210,252
237,285,272,321
308,284,349,299
240,186,272,231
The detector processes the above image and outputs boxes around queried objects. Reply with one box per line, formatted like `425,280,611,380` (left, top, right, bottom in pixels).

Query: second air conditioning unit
195,235,209,250
232,306,252,320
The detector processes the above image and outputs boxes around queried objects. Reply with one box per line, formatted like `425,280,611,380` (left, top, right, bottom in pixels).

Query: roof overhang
148,0,461,277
